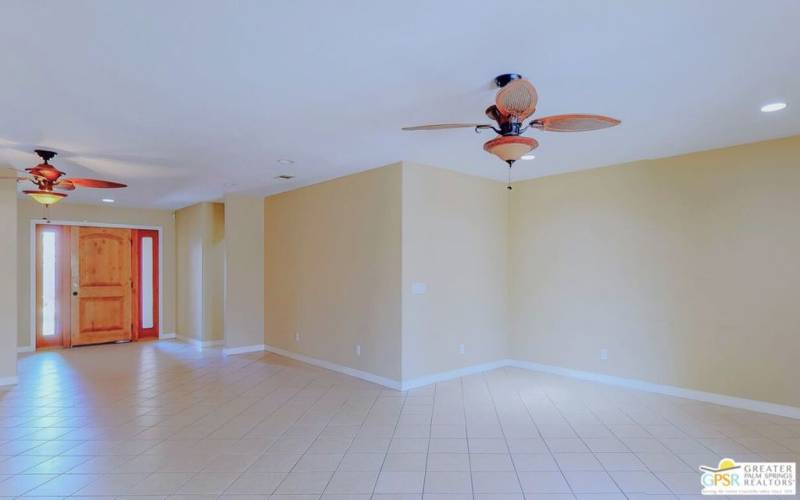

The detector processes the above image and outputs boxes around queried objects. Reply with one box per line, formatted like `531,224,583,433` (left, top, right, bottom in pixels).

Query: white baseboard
263,344,402,390
159,332,177,340
196,339,800,418
223,344,265,355
176,335,224,348
401,359,512,391
509,359,800,420
260,345,511,392
0,376,18,386
17,346,34,353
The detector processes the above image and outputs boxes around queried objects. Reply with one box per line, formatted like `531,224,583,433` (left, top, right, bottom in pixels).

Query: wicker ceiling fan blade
62,178,127,188
530,114,621,132
496,79,538,120
402,123,491,131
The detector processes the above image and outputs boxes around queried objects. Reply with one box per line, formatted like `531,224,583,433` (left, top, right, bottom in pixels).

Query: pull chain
506,160,514,190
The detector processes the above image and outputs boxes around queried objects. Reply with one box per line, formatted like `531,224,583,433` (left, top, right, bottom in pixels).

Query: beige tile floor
1,340,798,499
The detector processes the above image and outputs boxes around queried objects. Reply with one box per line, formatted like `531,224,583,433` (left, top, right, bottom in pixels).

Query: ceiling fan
402,73,621,189
3,149,127,205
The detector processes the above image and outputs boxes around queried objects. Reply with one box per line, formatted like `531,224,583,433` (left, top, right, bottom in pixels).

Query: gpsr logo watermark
700,458,796,496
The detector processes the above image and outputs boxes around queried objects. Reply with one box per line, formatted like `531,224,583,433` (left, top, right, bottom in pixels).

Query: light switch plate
411,282,427,295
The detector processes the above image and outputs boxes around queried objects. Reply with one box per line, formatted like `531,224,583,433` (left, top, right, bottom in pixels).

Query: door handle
72,291,78,296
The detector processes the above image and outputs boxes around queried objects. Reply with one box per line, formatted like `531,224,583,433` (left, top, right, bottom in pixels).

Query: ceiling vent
275,175,295,180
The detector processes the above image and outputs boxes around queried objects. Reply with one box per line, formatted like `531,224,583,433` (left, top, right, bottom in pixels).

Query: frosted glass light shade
24,190,66,205
483,136,538,162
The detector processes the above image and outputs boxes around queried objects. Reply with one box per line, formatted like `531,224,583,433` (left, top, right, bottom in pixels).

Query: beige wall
16,198,176,348
262,162,510,383
264,164,403,381
176,203,204,341
401,163,508,380
0,171,17,381
175,202,224,342
509,135,800,407
224,195,264,349
207,203,225,342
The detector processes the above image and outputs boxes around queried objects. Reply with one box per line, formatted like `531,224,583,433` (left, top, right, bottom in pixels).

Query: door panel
71,227,133,346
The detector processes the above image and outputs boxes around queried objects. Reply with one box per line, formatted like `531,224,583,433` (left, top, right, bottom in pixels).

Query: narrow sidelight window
41,231,57,337
141,236,154,329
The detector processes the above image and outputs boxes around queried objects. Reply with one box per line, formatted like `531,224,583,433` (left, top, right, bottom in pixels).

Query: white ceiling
1,0,799,209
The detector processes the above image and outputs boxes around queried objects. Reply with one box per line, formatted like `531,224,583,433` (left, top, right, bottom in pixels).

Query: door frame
29,219,164,352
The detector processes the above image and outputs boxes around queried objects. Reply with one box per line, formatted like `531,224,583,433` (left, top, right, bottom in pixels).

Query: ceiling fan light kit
23,189,67,205
402,73,621,189
483,136,538,163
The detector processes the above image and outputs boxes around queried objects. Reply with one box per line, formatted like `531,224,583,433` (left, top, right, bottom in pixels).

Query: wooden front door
70,227,133,346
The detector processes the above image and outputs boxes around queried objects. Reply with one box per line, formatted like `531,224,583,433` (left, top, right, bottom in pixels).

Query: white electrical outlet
459,344,465,355
600,348,608,361
355,345,361,356
295,332,300,342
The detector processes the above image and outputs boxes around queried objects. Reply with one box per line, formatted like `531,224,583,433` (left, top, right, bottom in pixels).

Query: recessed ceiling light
277,159,294,165
520,154,536,160
101,198,115,203
761,102,787,113
275,175,295,180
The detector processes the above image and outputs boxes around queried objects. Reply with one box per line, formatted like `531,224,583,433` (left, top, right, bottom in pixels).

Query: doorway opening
33,222,161,349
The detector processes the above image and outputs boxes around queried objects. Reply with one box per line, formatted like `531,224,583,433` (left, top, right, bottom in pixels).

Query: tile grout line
458,375,476,500
479,367,526,497
368,388,409,498
534,372,629,497
320,380,386,496
222,367,330,495
506,365,578,498
269,375,346,496
419,381,436,497
614,396,701,496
